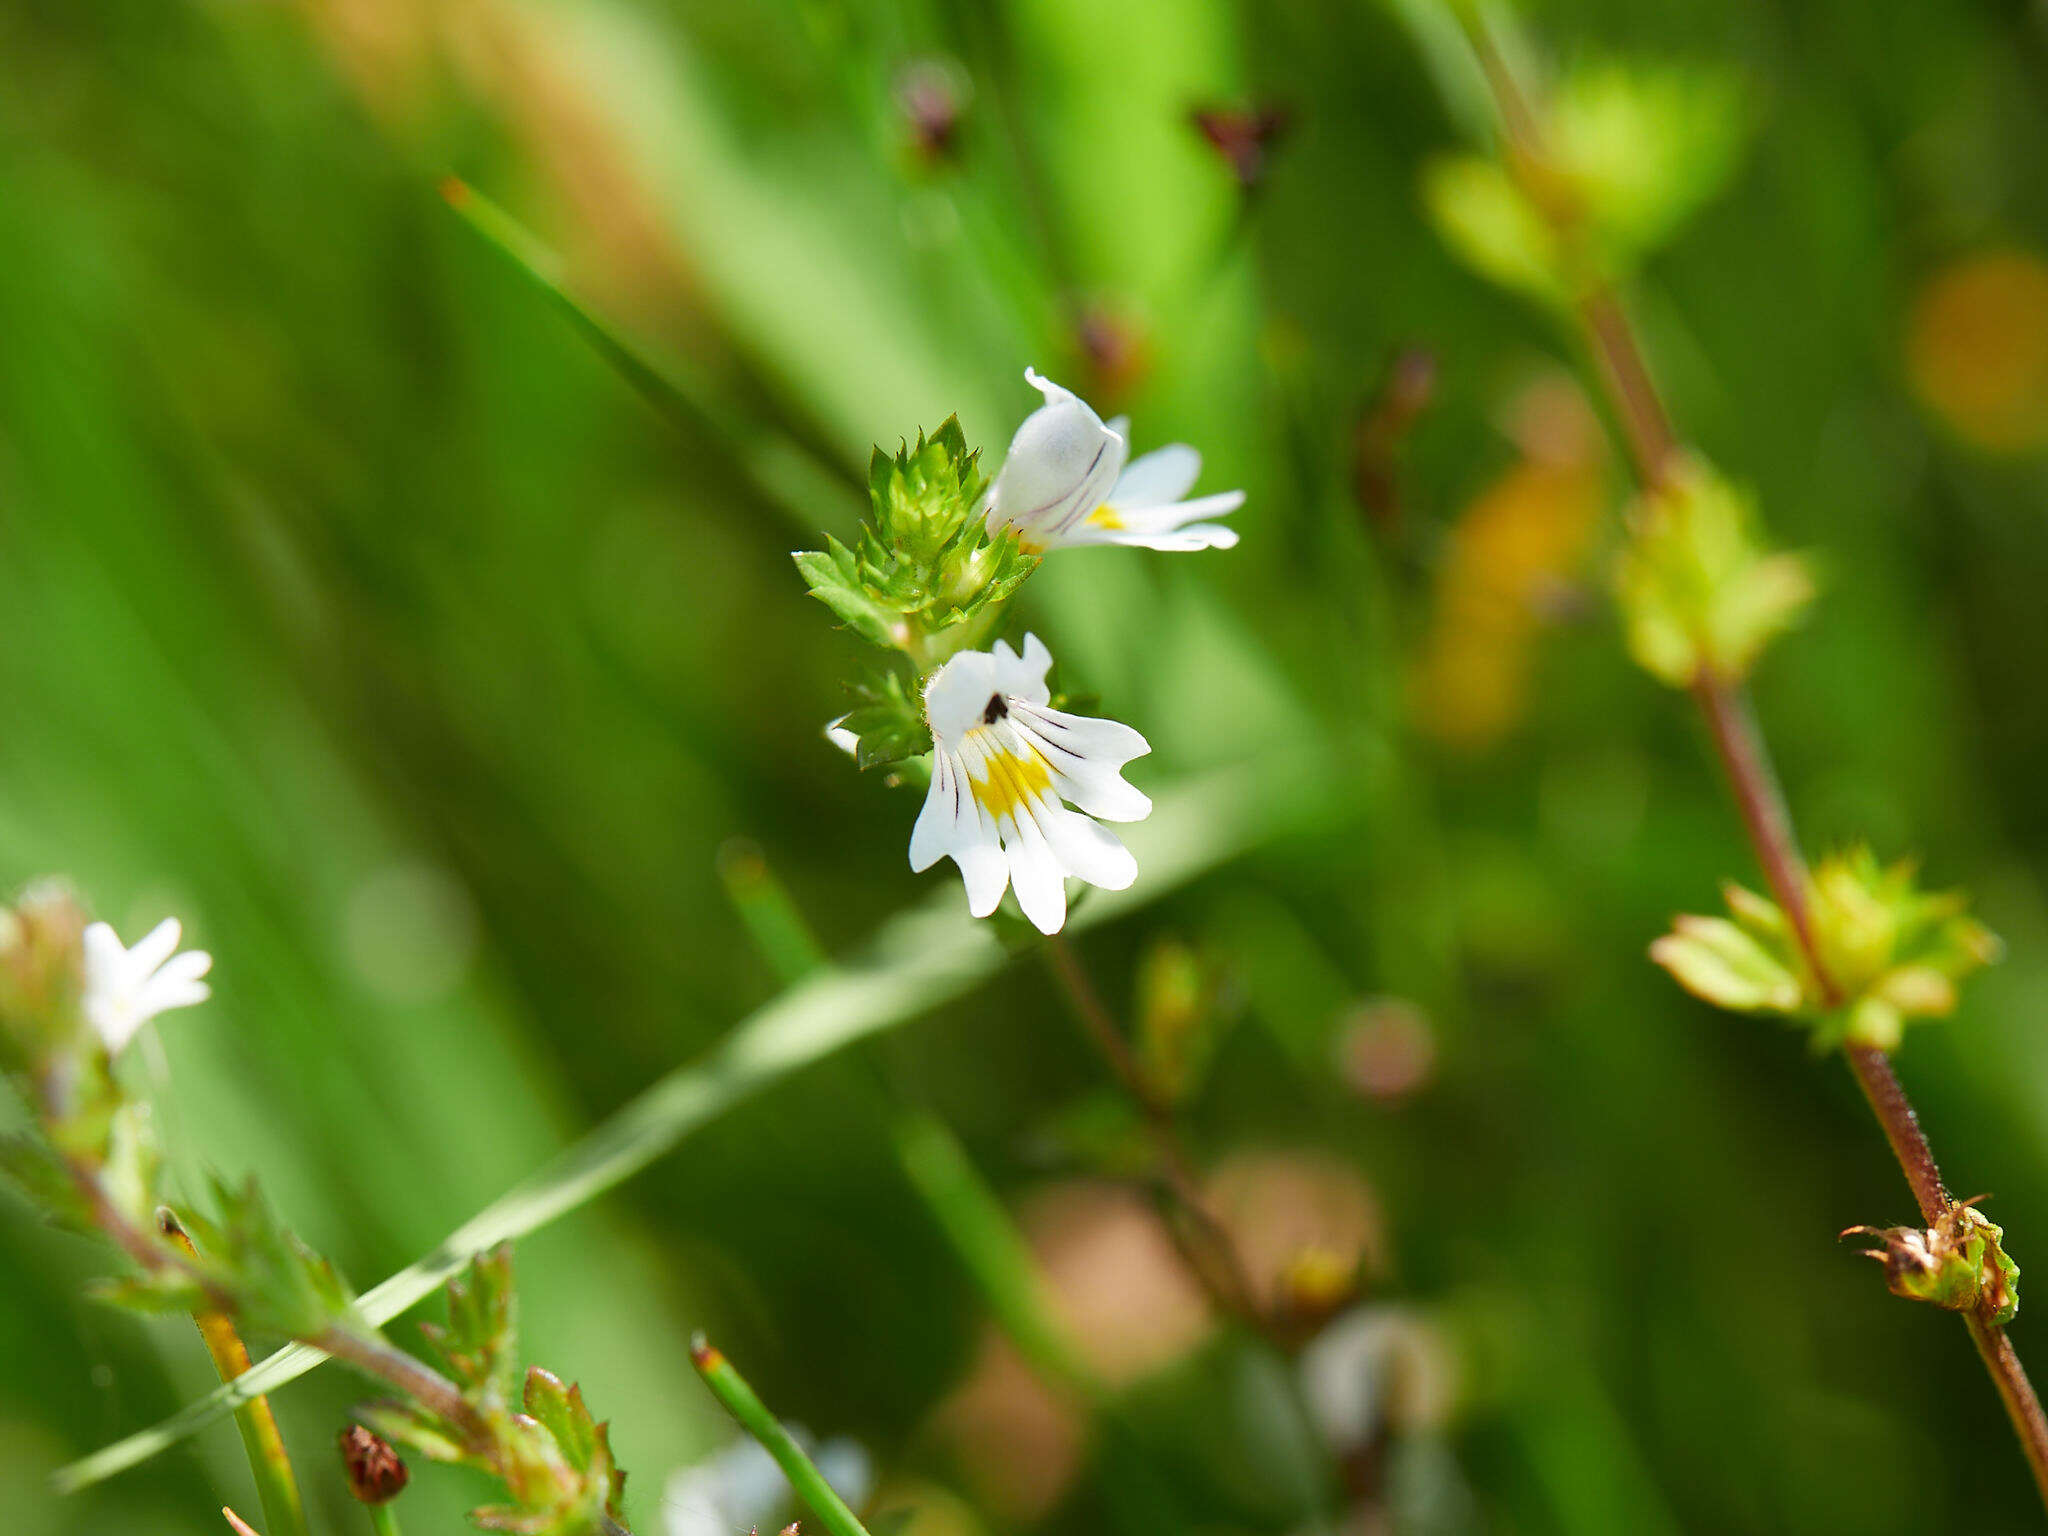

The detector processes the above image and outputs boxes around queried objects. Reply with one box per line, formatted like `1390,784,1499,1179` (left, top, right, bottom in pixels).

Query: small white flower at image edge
81,916,213,1056
910,633,1151,935
983,368,1245,553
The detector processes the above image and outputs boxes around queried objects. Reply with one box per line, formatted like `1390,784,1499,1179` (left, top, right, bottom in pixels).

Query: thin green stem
367,1503,404,1536
161,1214,310,1536
690,1337,872,1536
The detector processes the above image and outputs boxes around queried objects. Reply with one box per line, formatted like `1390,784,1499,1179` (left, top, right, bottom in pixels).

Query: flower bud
339,1423,411,1504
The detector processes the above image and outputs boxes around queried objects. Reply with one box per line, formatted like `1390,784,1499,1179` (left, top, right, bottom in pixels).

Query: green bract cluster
1650,847,2002,1051
1613,457,1816,688
1423,59,1745,302
365,1246,630,1536
795,419,1037,770
795,418,1036,665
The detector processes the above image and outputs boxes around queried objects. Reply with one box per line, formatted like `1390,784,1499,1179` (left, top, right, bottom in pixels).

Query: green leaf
52,751,1333,1493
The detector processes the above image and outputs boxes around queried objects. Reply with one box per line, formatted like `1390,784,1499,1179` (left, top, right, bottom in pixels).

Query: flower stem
1041,935,1270,1335
304,1326,492,1455
1456,10,2048,1508
367,1503,404,1536
160,1214,310,1536
689,1336,873,1536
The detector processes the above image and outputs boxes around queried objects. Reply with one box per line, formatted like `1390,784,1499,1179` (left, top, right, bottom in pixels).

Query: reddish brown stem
1459,13,2048,1508
1970,1316,2048,1510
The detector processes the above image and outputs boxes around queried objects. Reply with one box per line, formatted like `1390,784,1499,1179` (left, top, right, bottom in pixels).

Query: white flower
983,369,1244,552
81,917,212,1056
664,1431,871,1536
911,633,1150,934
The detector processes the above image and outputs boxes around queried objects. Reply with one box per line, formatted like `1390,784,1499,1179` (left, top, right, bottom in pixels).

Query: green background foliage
3,1,2048,1532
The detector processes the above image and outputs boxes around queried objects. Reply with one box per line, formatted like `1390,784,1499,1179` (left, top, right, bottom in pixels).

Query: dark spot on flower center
983,694,1008,725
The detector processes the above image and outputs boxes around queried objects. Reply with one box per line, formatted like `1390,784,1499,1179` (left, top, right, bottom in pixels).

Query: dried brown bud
1189,104,1292,190
895,58,971,163
1843,1199,2019,1325
339,1423,410,1504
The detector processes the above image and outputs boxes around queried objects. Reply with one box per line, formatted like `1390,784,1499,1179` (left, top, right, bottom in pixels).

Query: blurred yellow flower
1907,249,2048,454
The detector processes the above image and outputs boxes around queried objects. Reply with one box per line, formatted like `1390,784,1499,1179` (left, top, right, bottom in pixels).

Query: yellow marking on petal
1085,503,1125,529
967,734,1052,822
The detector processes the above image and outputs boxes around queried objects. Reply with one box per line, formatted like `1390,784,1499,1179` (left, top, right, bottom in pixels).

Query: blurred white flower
82,917,212,1056
663,1429,871,1536
912,633,1150,935
984,369,1244,552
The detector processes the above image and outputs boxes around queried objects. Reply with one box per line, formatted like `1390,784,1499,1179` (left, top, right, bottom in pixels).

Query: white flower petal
911,751,1010,916
1036,801,1137,891
824,716,860,757
82,921,126,987
987,632,1055,704
923,648,1004,743
1112,443,1203,507
985,369,1126,546
1009,702,1152,821
1001,808,1069,934
1073,521,1241,552
128,917,184,979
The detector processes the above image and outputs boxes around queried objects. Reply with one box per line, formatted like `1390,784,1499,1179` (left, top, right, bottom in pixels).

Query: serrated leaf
524,1368,597,1471
421,1243,517,1402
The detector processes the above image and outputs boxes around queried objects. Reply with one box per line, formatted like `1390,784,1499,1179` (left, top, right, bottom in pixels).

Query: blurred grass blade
717,839,829,984
439,178,852,528
691,1338,872,1536
892,1111,1100,1402
53,752,1333,1494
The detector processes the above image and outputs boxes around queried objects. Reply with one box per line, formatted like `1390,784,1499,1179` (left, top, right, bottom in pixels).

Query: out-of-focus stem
892,1111,1102,1404
1042,936,1270,1335
161,1213,310,1536
367,1505,404,1536
690,1337,873,1536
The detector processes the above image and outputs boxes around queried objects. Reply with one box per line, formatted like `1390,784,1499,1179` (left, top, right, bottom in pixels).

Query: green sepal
183,1174,355,1339
357,1400,481,1469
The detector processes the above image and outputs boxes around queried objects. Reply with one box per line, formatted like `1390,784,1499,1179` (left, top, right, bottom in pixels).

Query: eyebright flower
984,369,1244,553
911,634,1151,934
82,917,212,1056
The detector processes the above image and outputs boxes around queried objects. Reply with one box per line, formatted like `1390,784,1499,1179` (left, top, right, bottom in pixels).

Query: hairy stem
305,1326,492,1454
1459,11,2048,1508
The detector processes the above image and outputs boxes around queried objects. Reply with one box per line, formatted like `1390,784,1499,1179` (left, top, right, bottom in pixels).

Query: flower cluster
796,370,1244,933
1649,846,2001,1051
